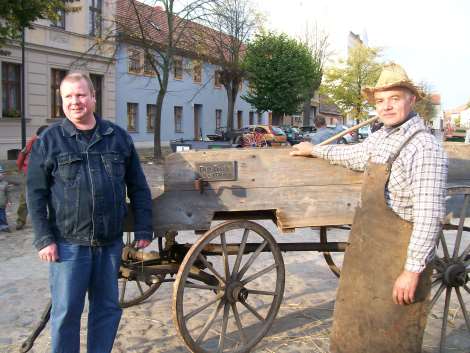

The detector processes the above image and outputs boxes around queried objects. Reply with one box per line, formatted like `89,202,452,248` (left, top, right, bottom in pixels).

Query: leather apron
330,130,432,353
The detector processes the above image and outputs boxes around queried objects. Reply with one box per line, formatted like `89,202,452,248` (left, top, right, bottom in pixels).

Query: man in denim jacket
27,72,153,353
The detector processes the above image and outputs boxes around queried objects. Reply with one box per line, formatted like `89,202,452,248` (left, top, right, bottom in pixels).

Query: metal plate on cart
196,161,237,181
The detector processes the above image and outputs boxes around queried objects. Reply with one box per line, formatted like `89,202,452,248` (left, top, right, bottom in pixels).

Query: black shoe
16,223,25,230
0,227,11,233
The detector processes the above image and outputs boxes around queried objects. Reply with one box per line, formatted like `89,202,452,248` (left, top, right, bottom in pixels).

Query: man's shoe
16,223,25,230
0,227,11,233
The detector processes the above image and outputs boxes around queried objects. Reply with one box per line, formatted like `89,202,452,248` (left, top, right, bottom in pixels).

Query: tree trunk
153,89,165,162
272,111,283,126
225,81,238,131
303,99,311,126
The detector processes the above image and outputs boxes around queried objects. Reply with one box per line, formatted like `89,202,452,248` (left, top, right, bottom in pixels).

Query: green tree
414,81,437,123
243,32,317,125
0,0,78,53
321,44,382,121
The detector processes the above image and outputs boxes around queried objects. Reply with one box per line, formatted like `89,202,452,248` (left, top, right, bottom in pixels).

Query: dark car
280,126,304,145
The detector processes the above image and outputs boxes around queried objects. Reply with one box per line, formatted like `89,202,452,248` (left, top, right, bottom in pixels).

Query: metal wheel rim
172,220,285,353
428,187,470,352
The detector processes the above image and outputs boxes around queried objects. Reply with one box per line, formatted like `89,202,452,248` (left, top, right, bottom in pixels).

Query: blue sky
256,0,470,110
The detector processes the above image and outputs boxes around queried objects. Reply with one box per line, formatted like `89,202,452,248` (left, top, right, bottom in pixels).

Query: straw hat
362,62,422,103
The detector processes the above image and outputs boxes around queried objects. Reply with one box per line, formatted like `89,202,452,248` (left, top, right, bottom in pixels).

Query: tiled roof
116,0,240,62
319,95,342,116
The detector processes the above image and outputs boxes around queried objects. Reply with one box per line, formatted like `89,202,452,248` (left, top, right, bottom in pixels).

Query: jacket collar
61,115,114,138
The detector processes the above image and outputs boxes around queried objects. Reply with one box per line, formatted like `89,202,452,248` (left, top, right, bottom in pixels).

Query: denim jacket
27,117,153,250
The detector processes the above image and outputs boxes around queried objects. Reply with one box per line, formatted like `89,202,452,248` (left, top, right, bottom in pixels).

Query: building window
173,57,183,80
249,111,255,125
143,53,155,76
128,48,142,74
146,104,156,132
174,106,183,133
127,103,138,132
89,74,102,117
192,60,202,83
257,112,263,124
214,70,222,88
51,8,65,29
215,109,222,130
89,0,102,37
2,62,21,118
50,68,67,119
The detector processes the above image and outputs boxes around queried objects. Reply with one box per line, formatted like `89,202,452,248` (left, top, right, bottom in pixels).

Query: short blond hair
60,72,95,96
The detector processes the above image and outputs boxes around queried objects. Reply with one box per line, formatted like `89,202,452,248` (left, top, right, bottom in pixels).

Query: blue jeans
0,207,8,230
49,239,123,353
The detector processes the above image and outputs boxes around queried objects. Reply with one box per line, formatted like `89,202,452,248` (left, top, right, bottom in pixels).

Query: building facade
0,0,116,159
115,42,265,146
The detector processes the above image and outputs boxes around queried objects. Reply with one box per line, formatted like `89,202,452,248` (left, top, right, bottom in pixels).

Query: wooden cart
117,144,470,353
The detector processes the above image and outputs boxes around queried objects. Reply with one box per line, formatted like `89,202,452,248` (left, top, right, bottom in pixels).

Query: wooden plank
163,148,363,192
152,184,361,234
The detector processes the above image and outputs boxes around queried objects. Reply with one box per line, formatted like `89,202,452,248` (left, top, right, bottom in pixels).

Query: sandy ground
0,162,469,353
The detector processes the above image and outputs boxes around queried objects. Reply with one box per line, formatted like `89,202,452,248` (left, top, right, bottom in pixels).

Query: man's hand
135,239,151,249
38,243,59,262
392,270,420,305
290,141,315,157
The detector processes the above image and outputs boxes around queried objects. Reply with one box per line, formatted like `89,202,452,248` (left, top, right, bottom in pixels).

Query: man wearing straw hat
291,63,448,352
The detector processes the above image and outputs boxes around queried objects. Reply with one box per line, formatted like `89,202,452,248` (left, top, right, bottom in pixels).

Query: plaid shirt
312,115,448,272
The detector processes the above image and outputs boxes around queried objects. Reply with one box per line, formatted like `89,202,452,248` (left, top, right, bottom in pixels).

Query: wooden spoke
455,287,470,331
237,240,268,280
460,243,470,261
431,277,442,288
430,283,446,311
439,287,452,353
184,293,224,322
185,283,220,291
135,280,145,296
231,303,247,345
220,232,230,280
453,194,469,258
241,264,277,285
246,289,277,296
439,231,450,259
231,229,249,280
195,299,225,345
217,301,230,353
241,300,265,322
197,254,226,285
119,279,127,303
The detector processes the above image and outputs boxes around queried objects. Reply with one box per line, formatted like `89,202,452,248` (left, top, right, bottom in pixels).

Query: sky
255,0,470,110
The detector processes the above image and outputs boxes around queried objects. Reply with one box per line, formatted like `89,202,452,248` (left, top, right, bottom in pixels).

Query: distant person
27,72,153,353
308,115,337,145
15,125,48,230
0,164,11,233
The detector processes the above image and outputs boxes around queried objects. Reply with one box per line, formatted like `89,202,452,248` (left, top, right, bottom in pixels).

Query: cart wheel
173,220,285,353
119,231,165,308
320,226,350,278
428,187,470,352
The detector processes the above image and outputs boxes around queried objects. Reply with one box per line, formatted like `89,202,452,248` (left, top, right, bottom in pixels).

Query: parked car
332,125,354,144
280,126,303,145
358,126,371,140
234,125,288,146
299,126,317,134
